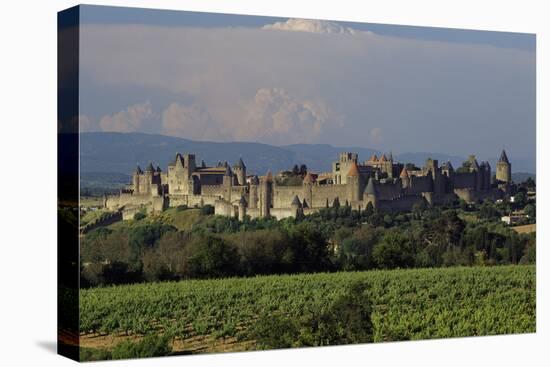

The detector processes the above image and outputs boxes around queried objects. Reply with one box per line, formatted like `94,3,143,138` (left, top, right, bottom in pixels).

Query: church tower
496,150,511,184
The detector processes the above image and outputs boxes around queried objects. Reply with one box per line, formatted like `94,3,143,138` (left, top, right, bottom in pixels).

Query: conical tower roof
135,164,143,174
174,153,184,167
146,162,155,172
156,166,162,173
365,177,377,195
291,195,302,207
379,154,387,162
347,162,360,177
399,167,409,178
369,153,378,162
224,165,233,176
302,199,309,208
499,150,510,163
234,157,246,169
445,161,454,171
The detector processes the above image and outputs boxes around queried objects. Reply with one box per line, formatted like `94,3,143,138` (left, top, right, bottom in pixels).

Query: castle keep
105,150,512,221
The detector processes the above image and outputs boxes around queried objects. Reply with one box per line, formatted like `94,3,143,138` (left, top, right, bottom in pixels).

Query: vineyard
79,265,535,359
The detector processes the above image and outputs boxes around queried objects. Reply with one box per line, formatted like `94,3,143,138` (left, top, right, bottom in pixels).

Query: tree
524,203,536,219
372,230,415,269
184,235,240,278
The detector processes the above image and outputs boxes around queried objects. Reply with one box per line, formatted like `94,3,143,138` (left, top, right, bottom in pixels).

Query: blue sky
77,5,536,170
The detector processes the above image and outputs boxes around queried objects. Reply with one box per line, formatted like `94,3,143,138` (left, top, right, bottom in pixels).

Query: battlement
112,149,510,221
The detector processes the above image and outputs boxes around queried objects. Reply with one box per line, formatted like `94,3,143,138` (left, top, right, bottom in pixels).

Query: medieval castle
104,150,513,221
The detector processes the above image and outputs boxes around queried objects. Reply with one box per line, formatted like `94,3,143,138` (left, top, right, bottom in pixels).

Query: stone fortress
104,150,513,221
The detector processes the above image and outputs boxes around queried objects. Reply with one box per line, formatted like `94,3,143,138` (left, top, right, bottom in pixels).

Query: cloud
79,115,96,132
262,18,365,35
99,101,153,132
162,102,227,141
238,88,330,144
79,23,535,158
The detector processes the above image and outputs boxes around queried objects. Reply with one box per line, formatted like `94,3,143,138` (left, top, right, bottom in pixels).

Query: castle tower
184,154,196,176
379,154,393,178
259,171,273,218
442,161,454,177
249,176,259,209
291,195,303,218
133,164,143,193
238,195,247,221
425,158,442,194
496,150,511,184
346,162,361,203
169,153,186,194
232,158,247,186
332,152,358,185
302,171,315,207
144,162,155,194
364,177,378,209
223,165,233,202
484,161,492,190
400,166,410,189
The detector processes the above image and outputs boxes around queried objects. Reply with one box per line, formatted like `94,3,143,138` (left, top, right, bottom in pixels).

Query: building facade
105,150,512,221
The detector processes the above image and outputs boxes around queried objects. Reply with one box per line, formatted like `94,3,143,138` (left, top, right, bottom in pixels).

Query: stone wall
272,185,304,208
452,172,477,189
310,184,348,208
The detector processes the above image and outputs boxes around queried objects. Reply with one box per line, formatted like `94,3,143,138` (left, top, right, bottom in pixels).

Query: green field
79,265,535,358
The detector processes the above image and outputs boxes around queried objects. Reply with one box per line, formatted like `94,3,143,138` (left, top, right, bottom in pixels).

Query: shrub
111,334,171,360
133,212,146,221
251,281,373,348
200,205,214,216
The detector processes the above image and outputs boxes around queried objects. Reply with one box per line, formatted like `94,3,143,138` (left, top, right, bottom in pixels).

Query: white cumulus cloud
262,18,365,35
99,101,153,132
238,88,329,145
162,102,227,141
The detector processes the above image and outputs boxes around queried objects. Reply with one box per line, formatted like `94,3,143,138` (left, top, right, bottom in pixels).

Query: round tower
260,171,273,218
133,164,143,193
223,165,233,201
249,176,259,209
302,171,315,207
364,177,378,209
346,162,361,203
496,150,511,184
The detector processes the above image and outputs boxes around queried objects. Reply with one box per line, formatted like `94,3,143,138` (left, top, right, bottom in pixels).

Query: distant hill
512,172,536,183
80,132,535,181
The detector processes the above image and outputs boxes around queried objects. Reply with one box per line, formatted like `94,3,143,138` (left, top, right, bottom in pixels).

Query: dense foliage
80,199,535,286
79,265,535,358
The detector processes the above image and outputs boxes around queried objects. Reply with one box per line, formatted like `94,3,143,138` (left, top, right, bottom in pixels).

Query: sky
77,5,536,164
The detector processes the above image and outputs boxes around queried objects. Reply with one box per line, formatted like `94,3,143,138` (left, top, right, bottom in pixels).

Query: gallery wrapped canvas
58,4,536,362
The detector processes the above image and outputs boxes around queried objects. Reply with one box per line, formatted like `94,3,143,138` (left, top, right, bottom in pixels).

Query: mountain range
80,132,535,187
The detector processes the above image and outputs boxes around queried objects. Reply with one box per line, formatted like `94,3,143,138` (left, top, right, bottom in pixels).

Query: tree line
79,197,535,288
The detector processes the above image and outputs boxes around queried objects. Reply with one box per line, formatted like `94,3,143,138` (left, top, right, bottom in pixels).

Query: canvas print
58,4,536,362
